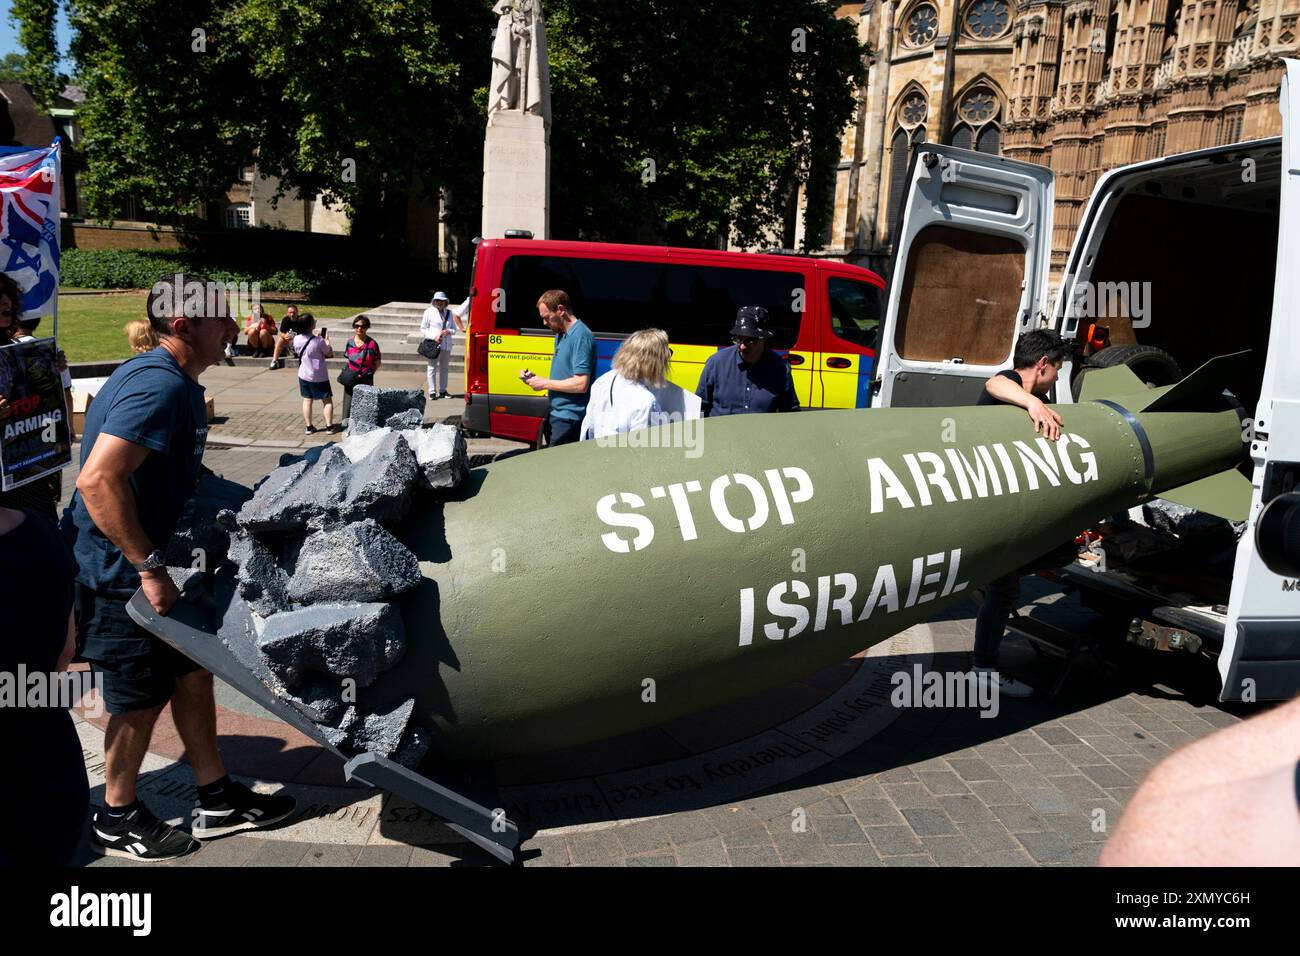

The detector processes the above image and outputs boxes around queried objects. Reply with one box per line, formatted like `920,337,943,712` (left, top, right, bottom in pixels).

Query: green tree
0,52,28,83
545,0,866,250
9,0,64,108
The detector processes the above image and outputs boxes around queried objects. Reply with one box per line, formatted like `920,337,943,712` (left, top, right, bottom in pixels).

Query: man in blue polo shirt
61,274,295,861
522,288,595,446
696,306,799,417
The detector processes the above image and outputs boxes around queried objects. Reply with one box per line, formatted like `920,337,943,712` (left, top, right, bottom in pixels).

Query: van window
893,224,1024,365
498,255,804,349
828,277,882,350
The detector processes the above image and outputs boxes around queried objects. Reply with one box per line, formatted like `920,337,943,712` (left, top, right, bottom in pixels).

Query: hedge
61,249,362,297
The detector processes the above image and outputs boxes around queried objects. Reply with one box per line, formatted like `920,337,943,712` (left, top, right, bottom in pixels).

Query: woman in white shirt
419,291,464,399
580,328,671,441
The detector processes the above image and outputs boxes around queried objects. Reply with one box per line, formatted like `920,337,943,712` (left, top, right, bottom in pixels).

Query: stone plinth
481,111,550,239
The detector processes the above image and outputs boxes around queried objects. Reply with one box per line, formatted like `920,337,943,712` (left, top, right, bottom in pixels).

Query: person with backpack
339,315,382,423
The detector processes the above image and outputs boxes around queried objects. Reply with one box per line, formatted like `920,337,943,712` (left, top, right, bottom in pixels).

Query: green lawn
51,293,378,363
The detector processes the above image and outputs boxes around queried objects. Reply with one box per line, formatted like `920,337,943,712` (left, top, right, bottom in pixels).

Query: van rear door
1220,58,1300,702
873,144,1055,407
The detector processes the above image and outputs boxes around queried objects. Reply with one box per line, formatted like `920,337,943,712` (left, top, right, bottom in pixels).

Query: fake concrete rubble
179,387,469,769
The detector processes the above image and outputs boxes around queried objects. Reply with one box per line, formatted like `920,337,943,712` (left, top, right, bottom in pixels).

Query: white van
874,59,1300,703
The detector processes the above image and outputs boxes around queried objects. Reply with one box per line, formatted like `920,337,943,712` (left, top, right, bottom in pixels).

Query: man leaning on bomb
60,274,296,862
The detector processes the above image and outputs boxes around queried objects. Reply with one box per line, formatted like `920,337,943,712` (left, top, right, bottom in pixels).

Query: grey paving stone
916,770,971,796
1033,724,1082,746
355,844,413,867
1079,763,1134,789
883,854,936,866
1110,697,1155,715
909,756,953,774
674,837,728,866
902,807,957,837
1015,829,1071,863
1198,710,1242,729
182,836,263,866
1064,842,1104,866
702,805,763,834
1108,754,1156,780
1042,812,1110,847
961,821,1021,853
567,830,625,865
865,825,924,856
920,835,979,866
407,847,461,867
1052,743,1114,766
660,812,719,846
721,824,773,848
968,780,1023,806
614,820,672,855
813,814,868,845
626,853,677,866
1059,715,1110,736
299,844,362,867
807,794,852,816
936,793,997,824
1077,734,1137,756
837,779,889,804
1047,774,1108,801
520,836,570,866
769,828,833,865
1005,732,1054,755
727,845,782,867
825,842,885,867
876,765,919,784
1021,786,1075,814
1024,751,1074,775
846,797,907,827
976,745,1031,767
945,757,1001,782
740,791,807,822
991,804,1051,833
980,848,1037,866
247,840,311,867
997,765,1056,793
883,781,943,809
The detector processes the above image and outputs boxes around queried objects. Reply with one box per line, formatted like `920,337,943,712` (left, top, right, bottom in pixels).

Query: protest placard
0,337,72,491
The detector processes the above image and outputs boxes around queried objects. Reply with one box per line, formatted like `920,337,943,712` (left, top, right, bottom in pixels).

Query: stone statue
489,0,552,124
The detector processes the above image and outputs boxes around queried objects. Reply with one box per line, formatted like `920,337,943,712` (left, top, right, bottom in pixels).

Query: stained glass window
965,0,1011,39
906,4,939,46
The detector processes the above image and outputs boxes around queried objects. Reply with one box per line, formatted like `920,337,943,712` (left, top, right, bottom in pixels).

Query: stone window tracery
964,0,1012,39
904,3,940,47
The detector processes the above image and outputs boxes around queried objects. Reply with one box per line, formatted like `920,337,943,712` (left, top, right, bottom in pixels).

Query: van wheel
1071,344,1183,402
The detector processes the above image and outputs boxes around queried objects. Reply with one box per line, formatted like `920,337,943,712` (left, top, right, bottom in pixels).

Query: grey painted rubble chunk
384,408,425,430
235,435,417,533
256,602,405,688
323,699,420,762
227,531,291,616
165,473,252,566
405,424,469,490
287,519,421,605
283,678,351,726
349,386,426,436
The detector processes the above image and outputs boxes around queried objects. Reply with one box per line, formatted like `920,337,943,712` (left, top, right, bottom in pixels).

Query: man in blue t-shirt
521,289,595,447
60,274,295,862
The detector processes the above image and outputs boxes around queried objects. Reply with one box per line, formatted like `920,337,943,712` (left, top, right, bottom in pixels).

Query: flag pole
51,136,61,343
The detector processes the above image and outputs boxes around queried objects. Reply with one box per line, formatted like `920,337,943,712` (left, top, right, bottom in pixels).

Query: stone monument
481,0,551,239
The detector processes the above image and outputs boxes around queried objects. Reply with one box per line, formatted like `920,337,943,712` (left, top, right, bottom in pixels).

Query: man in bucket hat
695,306,799,417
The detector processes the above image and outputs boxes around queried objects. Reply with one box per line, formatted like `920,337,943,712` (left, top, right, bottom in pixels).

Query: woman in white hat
419,291,465,399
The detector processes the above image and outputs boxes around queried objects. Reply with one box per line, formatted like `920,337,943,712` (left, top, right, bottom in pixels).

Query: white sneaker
972,666,1034,698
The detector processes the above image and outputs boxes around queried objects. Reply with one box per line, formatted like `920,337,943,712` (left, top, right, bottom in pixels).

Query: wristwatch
133,549,167,573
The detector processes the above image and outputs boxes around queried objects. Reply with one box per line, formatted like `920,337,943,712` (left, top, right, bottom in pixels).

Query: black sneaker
305,425,317,434
90,803,199,862
193,782,296,840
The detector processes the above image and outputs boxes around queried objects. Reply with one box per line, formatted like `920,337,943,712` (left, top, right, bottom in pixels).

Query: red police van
461,238,887,444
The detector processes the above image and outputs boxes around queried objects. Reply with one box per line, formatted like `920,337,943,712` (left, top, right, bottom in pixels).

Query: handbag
338,364,361,388
418,337,442,360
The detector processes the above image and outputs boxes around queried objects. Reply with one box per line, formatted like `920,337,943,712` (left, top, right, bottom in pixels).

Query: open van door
1219,58,1300,703
873,144,1055,407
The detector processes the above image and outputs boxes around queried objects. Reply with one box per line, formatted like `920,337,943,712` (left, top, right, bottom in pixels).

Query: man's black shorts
76,585,202,714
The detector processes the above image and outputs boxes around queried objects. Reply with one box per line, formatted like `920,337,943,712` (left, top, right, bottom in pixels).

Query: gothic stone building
801,0,1299,277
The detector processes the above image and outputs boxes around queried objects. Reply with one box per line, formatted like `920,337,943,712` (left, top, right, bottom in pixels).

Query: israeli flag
0,141,60,320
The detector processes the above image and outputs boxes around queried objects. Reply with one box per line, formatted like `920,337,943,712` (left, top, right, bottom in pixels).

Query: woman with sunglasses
341,315,382,423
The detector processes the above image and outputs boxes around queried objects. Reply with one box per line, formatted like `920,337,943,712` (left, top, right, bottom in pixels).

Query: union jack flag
0,141,60,321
